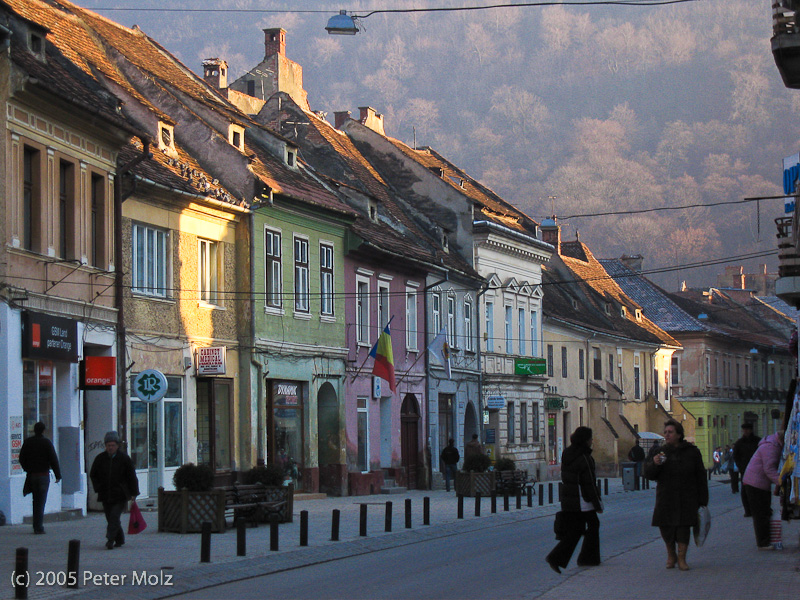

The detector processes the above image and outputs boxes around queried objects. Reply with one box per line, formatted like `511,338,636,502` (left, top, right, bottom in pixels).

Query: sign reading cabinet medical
133,369,168,404
783,152,800,213
21,311,79,362
197,346,226,375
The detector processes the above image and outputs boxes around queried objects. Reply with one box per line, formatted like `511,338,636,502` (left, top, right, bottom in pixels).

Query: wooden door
401,395,420,490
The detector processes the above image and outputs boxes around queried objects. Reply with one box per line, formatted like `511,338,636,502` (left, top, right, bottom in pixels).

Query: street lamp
325,10,360,35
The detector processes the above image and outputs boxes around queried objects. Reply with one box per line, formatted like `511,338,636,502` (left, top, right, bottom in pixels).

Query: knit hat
104,431,121,444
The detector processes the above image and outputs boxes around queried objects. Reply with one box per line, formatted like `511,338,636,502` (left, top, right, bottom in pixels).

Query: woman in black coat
545,426,603,574
644,419,708,571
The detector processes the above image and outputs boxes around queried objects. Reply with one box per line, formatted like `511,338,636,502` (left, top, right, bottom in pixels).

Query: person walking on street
742,431,784,550
18,422,61,534
628,439,646,485
712,447,722,475
90,431,139,549
644,419,708,571
464,433,484,458
545,426,603,574
440,439,460,492
733,423,761,514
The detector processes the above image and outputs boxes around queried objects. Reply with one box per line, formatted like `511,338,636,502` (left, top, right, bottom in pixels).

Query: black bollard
331,509,340,541
237,519,247,556
604,478,609,495
457,494,464,519
558,482,563,500
548,483,554,504
67,539,80,588
15,547,28,600
200,521,211,563
385,501,393,532
300,510,308,547
516,489,522,509
270,514,280,551
423,497,430,525
539,484,544,506
359,504,368,537
527,486,533,507
475,492,481,517
405,499,412,529
503,491,509,512
491,491,497,513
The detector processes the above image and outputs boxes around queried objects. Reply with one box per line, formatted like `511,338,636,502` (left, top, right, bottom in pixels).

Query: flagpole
393,347,428,388
349,315,394,382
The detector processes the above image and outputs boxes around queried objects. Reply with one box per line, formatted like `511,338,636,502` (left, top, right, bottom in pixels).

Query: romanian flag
370,322,396,392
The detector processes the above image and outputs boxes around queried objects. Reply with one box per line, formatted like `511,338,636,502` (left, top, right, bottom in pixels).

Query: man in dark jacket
19,422,61,534
440,439,460,492
90,431,139,549
733,422,761,516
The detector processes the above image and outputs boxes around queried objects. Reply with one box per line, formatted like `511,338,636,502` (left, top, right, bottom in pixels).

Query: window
507,403,515,444
518,308,526,355
561,346,568,378
265,229,282,308
447,296,456,346
58,160,75,260
90,173,106,268
131,376,183,470
520,402,528,443
294,237,309,312
532,403,540,442
132,224,168,297
505,305,513,354
485,301,494,352
23,360,53,438
432,293,442,335
22,146,41,252
608,353,615,382
593,348,602,380
378,281,390,330
357,397,369,472
198,239,219,305
356,278,370,344
579,349,585,380
547,344,554,377
634,354,641,400
406,288,418,350
653,367,659,400
530,310,538,356
464,299,473,351
320,244,334,316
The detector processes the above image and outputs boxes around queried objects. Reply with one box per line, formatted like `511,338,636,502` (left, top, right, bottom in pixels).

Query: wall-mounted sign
133,369,168,403
545,397,564,410
81,356,116,389
514,358,547,376
486,395,506,410
10,416,23,474
274,381,299,406
197,346,226,375
22,311,78,362
485,428,496,444
373,376,382,399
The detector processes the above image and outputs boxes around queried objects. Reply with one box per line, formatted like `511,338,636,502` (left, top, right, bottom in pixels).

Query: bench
221,483,287,527
495,469,535,495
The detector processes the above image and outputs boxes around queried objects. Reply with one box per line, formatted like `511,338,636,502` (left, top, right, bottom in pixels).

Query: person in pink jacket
742,431,784,549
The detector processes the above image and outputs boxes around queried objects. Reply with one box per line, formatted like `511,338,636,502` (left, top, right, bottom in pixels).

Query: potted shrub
158,463,226,533
494,457,516,472
455,454,495,497
242,464,294,523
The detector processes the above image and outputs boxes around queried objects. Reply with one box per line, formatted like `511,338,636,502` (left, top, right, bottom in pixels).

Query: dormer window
228,124,245,152
157,122,177,157
621,306,628,318
604,302,611,315
28,32,45,60
368,199,378,223
442,232,449,252
286,148,297,168
635,309,642,322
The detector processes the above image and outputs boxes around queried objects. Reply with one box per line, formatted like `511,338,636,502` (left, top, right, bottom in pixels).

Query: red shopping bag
128,501,147,535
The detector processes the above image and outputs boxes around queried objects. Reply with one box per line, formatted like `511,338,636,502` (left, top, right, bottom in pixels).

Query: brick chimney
264,28,286,58
620,254,644,273
540,217,560,254
202,58,228,90
334,111,351,130
359,106,385,136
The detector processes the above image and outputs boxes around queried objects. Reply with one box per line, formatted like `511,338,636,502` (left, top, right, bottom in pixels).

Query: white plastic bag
693,505,711,547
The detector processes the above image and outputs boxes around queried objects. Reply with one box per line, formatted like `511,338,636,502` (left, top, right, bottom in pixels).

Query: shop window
130,376,183,470
197,378,232,472
23,360,53,436
269,381,304,483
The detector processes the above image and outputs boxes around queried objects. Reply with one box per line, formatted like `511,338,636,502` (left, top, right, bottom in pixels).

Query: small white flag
428,327,451,379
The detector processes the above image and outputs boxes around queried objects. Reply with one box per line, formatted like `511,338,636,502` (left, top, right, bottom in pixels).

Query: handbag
127,501,147,535
693,505,711,547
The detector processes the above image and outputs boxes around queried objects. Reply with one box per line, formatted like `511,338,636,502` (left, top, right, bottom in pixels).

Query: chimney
264,28,286,58
620,254,644,273
334,111,351,130
359,106,385,136
202,58,228,90
540,217,561,255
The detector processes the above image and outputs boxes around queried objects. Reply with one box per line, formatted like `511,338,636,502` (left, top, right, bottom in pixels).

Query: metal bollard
405,499,412,529
458,494,464,519
385,501,393,532
548,483,553,504
503,491,509,512
516,490,522,510
475,492,481,517
331,509,340,541
270,514,280,551
539,484,544,506
423,496,430,525
604,478,609,495
359,504,368,537
237,519,247,556
66,539,80,588
527,486,533,507
200,521,211,563
558,482,563,500
16,547,28,599
300,510,308,547
491,491,497,513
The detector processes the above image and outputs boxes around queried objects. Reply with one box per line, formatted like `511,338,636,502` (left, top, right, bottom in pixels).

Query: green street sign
514,358,546,376
545,397,564,410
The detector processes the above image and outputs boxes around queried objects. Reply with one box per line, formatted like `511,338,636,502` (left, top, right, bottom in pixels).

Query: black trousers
546,510,600,568
102,501,126,545
744,485,773,547
730,470,739,493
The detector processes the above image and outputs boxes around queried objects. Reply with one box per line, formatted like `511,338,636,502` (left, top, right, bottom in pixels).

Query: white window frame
432,292,442,335
265,228,282,310
530,309,538,357
505,305,513,354
198,238,219,306
294,236,310,314
406,285,418,351
320,243,334,317
447,295,456,347
378,281,390,331
463,298,473,352
485,300,494,353
132,223,168,298
518,307,526,356
356,276,370,345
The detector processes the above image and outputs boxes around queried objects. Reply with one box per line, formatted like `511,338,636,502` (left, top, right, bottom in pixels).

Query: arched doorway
464,401,479,447
401,394,420,490
317,382,342,495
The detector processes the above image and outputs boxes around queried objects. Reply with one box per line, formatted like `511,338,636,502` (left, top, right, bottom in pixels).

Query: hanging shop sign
486,395,506,410
545,397,564,410
196,346,226,375
80,356,116,389
133,369,168,403
21,311,78,362
783,153,800,213
514,357,547,376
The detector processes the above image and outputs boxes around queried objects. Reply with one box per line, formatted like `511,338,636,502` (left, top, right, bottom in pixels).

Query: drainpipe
114,142,151,442
249,208,264,464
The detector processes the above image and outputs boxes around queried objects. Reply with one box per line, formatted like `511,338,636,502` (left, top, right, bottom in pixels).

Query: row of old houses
0,0,792,525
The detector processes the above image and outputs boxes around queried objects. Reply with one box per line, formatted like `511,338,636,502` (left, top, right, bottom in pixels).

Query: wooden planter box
254,483,294,524
455,471,496,497
158,487,226,534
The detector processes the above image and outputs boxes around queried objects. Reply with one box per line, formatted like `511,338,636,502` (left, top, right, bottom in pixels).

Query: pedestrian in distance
733,422,761,514
712,446,722,475
742,430,784,550
545,426,603,574
440,438,460,492
89,431,139,550
464,433,484,458
628,438,646,483
644,419,708,571
18,422,61,534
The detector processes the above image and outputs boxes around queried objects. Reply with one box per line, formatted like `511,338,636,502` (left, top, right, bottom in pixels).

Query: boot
665,541,677,569
677,543,690,571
